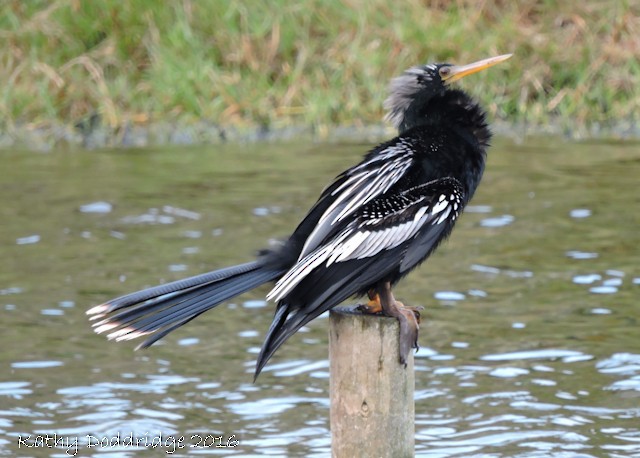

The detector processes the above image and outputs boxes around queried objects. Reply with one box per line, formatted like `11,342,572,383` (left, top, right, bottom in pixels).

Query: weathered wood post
329,306,415,458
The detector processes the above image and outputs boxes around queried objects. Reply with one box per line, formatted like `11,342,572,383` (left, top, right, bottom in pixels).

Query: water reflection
0,137,639,456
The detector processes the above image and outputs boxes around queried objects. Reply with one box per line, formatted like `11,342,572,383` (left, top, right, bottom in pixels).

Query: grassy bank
1,0,639,147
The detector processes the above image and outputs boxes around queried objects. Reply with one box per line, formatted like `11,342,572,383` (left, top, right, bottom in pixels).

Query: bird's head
384,54,512,131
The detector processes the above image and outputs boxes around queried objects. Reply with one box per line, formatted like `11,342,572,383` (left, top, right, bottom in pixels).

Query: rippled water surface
1,137,639,457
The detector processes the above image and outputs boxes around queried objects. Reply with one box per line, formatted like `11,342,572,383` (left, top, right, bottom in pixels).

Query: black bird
88,54,512,379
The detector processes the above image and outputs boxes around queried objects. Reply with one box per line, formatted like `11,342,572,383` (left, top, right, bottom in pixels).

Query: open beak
442,54,512,84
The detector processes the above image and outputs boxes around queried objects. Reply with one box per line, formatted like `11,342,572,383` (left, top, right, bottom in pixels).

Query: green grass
1,0,639,141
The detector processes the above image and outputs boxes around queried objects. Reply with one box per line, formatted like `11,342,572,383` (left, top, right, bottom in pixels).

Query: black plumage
87,54,511,379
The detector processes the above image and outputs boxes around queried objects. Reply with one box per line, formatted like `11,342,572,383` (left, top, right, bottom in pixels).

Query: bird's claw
362,285,422,366
357,291,384,314
397,306,420,366
396,300,423,324
357,301,383,315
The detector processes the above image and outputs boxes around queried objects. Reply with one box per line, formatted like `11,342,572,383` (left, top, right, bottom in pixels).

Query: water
1,136,639,457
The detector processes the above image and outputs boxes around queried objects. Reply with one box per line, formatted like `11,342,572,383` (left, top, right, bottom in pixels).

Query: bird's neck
399,89,490,201
397,89,491,149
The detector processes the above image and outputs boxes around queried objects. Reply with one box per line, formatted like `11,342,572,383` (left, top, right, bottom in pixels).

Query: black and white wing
256,177,466,374
268,177,465,303
295,138,417,259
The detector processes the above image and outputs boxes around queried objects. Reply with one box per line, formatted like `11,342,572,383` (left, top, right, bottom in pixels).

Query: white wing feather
268,186,462,303
297,142,414,259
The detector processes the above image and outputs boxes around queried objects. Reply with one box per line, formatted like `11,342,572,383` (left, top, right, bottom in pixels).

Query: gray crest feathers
383,64,438,129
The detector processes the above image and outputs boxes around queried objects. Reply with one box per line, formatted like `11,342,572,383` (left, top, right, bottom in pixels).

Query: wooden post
329,306,415,458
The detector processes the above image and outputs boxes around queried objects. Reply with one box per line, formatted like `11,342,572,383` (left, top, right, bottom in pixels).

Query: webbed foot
376,282,421,366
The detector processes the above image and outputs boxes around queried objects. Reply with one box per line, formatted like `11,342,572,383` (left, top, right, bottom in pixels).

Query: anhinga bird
88,54,512,379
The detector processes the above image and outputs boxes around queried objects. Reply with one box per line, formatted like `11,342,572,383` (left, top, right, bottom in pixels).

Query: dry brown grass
1,0,638,139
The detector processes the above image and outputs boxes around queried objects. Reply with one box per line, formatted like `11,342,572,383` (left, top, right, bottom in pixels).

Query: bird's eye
438,66,451,78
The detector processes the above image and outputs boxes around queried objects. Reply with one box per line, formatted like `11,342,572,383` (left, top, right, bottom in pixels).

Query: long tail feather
88,261,260,315
87,261,283,348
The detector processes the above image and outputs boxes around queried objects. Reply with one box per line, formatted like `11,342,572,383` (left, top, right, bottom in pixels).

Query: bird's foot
396,306,420,365
357,290,424,317
356,291,384,315
394,300,423,325
376,282,421,366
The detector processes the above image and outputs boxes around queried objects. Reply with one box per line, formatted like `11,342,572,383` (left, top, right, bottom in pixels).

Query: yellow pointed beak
442,54,512,84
